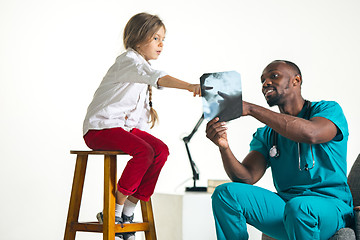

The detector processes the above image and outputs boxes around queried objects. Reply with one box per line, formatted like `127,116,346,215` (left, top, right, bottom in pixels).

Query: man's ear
293,74,302,86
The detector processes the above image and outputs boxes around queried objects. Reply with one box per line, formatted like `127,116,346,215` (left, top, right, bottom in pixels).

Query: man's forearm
219,147,253,184
246,103,336,144
247,103,315,143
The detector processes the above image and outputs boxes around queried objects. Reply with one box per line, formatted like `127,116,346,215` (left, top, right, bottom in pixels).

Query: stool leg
141,198,157,240
103,155,117,240
64,154,88,240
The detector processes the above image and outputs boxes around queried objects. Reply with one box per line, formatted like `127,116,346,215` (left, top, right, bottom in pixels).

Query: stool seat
70,150,126,155
64,150,157,240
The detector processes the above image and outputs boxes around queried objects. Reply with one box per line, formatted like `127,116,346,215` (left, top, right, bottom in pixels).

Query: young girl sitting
82,12,201,239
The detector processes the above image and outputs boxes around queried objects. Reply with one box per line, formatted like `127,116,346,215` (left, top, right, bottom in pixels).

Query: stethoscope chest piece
269,145,279,158
268,100,315,171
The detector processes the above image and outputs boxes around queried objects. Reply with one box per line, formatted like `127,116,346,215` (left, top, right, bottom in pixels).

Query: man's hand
206,117,229,150
241,100,252,116
217,91,243,121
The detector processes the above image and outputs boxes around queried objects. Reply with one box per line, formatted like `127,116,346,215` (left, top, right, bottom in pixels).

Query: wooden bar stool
64,150,157,240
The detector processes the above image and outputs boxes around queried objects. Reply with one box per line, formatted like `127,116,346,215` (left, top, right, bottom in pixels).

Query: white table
152,192,261,240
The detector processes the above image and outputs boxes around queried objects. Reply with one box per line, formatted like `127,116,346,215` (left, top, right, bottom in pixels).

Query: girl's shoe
122,213,135,240
96,212,123,224
96,212,124,239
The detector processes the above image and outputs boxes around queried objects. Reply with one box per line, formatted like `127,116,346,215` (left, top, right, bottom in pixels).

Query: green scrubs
212,101,354,240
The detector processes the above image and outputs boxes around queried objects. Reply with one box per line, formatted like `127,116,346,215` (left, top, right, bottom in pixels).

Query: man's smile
264,87,276,98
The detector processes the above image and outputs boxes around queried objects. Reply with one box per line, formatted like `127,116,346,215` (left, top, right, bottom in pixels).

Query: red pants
84,127,169,201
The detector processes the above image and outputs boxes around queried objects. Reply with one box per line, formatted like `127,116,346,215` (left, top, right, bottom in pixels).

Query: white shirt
83,48,167,135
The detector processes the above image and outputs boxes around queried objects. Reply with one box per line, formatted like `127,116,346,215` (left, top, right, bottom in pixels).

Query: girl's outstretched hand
188,84,201,97
157,75,201,96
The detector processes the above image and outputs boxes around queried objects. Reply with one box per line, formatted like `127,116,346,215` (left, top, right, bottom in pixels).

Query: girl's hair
123,12,166,50
124,12,165,128
147,85,158,128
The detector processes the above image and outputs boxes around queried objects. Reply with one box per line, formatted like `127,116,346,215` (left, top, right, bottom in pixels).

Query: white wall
1,0,359,239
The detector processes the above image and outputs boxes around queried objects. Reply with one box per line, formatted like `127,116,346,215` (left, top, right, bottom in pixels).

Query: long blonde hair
123,12,165,128
147,85,158,128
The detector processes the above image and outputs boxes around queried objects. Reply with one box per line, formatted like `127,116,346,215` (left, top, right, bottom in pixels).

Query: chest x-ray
200,71,242,122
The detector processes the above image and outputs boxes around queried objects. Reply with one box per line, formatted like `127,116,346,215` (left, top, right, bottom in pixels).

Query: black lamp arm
183,114,204,143
182,114,206,190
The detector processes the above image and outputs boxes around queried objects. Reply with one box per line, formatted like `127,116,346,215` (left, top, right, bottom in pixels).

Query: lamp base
185,186,208,192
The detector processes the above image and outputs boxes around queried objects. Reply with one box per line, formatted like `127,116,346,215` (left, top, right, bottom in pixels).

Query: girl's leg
284,196,354,240
212,182,288,240
128,128,169,201
84,128,160,198
116,191,128,205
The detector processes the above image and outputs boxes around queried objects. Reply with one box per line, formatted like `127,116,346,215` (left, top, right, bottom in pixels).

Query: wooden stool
64,150,157,240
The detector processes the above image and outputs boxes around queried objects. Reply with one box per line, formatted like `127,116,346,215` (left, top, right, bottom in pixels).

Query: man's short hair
271,60,302,78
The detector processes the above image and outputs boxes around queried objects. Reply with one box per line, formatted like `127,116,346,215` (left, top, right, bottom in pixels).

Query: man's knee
212,182,230,197
212,182,252,213
284,197,317,225
212,183,236,207
212,182,240,204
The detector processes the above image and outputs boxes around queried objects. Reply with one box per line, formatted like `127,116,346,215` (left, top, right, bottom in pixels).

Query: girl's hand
188,84,201,97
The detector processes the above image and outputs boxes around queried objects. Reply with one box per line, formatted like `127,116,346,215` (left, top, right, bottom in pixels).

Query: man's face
260,62,295,107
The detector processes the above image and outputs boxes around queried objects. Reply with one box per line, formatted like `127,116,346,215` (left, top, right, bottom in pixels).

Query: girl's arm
157,75,201,96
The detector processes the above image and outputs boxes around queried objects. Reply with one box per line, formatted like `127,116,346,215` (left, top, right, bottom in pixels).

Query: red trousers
84,127,169,201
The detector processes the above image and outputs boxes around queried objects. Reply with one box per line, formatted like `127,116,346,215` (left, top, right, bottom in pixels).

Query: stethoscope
269,100,315,171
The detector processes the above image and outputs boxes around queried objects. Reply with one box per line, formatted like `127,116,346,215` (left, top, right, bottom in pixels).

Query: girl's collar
127,48,151,65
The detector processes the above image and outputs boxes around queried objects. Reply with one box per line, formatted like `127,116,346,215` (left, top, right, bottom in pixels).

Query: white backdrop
1,0,360,239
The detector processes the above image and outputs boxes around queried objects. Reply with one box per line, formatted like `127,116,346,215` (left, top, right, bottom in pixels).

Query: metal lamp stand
182,114,207,192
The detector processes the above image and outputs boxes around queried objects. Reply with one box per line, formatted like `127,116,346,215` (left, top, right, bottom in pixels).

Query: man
205,60,354,240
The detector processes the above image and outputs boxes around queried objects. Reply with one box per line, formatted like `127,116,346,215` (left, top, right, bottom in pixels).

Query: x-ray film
200,71,242,122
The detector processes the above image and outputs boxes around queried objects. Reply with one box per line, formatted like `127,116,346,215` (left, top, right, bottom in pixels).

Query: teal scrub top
250,100,353,206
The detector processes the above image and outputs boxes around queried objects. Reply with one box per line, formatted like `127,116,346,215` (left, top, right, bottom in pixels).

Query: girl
82,12,201,239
